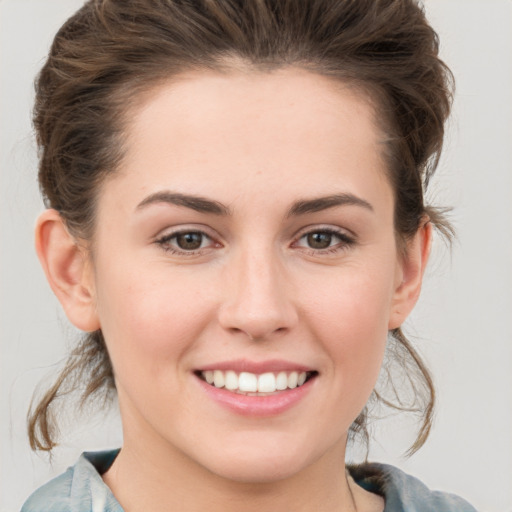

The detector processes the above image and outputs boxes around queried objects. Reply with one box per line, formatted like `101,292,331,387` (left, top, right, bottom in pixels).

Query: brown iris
176,232,203,250
306,232,333,249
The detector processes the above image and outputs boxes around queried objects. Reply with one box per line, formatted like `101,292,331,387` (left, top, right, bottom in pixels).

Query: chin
209,456,307,484
194,437,324,484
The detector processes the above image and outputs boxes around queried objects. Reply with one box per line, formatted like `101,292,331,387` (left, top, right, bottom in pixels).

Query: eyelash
155,229,217,255
293,227,355,255
154,227,355,256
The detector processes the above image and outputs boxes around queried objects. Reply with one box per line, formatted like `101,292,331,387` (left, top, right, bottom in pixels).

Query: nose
218,246,298,341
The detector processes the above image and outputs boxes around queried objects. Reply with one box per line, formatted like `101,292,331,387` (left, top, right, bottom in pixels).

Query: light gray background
1,1,511,511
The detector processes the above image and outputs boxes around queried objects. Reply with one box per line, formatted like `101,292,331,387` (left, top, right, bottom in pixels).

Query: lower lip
196,375,315,417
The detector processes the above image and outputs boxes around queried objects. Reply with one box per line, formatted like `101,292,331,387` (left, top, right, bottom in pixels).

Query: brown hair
29,0,454,454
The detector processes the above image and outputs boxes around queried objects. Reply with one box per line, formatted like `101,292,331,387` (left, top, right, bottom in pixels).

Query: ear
388,219,432,330
35,209,100,332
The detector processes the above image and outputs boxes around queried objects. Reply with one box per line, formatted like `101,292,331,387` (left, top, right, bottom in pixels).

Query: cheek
301,265,394,396
302,262,395,335
93,263,216,378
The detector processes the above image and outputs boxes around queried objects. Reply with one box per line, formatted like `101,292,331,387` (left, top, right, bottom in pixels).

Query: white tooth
258,372,276,393
276,371,288,390
225,370,238,390
238,372,258,392
298,372,307,386
288,371,298,389
213,370,225,388
204,370,214,384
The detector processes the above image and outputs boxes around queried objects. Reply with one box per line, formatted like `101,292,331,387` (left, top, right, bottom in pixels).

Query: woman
21,0,478,510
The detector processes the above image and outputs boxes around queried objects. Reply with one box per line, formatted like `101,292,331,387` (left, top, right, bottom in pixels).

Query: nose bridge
218,240,297,340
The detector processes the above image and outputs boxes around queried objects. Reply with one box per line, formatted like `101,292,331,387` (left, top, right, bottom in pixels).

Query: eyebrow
136,191,232,215
136,191,373,217
286,193,374,217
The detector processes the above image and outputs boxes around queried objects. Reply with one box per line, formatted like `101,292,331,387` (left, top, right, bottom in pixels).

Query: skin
36,68,431,511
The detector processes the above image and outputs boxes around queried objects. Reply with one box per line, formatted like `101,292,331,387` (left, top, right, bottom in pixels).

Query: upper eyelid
156,230,213,243
292,224,356,240
154,224,218,241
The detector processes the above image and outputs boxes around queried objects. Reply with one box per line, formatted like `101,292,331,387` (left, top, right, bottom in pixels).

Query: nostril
246,326,289,342
217,271,299,340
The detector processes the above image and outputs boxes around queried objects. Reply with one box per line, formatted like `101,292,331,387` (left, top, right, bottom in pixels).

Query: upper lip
197,359,315,373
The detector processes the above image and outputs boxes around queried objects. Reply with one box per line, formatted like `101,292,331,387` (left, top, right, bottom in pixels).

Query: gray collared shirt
21,450,478,511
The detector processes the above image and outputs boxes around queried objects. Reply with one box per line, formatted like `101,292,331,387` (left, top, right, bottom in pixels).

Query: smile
198,370,316,395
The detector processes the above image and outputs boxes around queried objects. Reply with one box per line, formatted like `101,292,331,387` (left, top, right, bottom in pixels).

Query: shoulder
21,467,74,512
21,450,122,512
348,462,478,512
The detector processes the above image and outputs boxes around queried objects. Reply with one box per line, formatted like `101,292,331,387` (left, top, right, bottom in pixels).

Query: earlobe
35,209,100,332
388,220,432,330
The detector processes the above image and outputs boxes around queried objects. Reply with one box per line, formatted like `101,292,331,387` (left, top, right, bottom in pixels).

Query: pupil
307,232,332,249
177,232,202,250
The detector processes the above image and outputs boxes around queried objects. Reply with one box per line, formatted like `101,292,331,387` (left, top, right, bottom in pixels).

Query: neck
103,436,361,512
102,398,384,512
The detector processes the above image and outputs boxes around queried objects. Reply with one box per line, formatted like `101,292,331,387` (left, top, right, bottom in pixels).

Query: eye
294,228,355,252
174,232,206,250
155,229,216,254
305,232,335,249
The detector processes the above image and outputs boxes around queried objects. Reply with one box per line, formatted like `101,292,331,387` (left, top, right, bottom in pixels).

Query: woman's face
84,69,416,482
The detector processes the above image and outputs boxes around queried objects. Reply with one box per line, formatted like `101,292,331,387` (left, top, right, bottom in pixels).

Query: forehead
105,68,391,212
125,67,381,151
